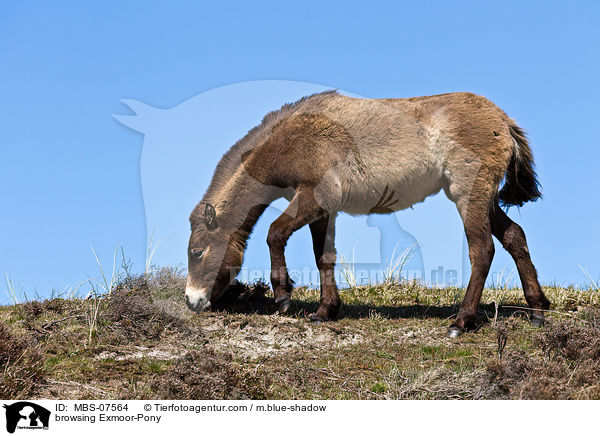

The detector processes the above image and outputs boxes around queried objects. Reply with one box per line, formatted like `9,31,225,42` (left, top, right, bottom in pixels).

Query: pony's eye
191,248,204,259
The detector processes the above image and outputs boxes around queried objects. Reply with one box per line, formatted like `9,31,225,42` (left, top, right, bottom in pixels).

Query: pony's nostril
185,295,198,311
185,292,211,313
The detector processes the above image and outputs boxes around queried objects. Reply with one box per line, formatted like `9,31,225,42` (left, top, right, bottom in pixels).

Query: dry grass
104,274,189,340
484,313,600,399
150,351,264,400
0,323,45,399
1,268,599,400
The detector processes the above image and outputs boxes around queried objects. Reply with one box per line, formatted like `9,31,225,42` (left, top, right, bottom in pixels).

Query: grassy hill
2,267,600,400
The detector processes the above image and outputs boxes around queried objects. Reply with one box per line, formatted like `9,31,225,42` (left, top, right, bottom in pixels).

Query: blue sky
1,1,599,302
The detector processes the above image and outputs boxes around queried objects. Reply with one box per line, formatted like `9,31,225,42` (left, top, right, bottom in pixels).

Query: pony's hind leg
444,163,500,337
267,186,326,313
448,201,496,338
490,202,550,325
309,213,341,322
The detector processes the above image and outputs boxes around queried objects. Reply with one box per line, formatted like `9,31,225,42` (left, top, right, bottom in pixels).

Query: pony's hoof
531,316,545,328
310,314,326,324
275,296,291,314
447,327,464,339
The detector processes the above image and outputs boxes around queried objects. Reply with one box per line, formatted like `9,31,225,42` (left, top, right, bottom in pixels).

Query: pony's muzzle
185,287,212,313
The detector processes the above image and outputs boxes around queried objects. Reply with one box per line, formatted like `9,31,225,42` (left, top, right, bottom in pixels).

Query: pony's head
185,202,245,312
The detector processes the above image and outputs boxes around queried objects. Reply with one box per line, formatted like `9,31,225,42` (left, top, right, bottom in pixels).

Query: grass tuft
0,323,45,399
151,351,264,400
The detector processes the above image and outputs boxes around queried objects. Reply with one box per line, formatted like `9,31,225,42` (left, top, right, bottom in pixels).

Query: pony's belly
342,173,443,215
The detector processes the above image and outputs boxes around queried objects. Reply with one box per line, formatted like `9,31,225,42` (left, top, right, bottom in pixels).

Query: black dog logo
3,402,50,433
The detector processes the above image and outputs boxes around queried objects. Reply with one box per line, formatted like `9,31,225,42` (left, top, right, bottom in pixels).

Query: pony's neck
206,167,278,246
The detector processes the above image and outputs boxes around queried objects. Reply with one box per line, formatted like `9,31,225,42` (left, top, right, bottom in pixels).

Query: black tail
498,123,542,207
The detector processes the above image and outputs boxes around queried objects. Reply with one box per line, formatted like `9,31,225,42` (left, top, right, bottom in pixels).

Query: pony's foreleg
309,213,341,322
267,186,326,313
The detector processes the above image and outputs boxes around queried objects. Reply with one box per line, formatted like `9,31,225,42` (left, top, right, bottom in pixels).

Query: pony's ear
205,203,218,230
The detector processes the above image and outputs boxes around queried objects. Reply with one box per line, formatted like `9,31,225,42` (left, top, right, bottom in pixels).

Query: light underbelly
342,169,444,215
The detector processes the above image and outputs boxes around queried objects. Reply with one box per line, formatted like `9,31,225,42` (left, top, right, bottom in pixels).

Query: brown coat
186,91,549,337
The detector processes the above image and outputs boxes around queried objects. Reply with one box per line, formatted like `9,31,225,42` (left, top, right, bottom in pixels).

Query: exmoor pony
185,91,549,337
